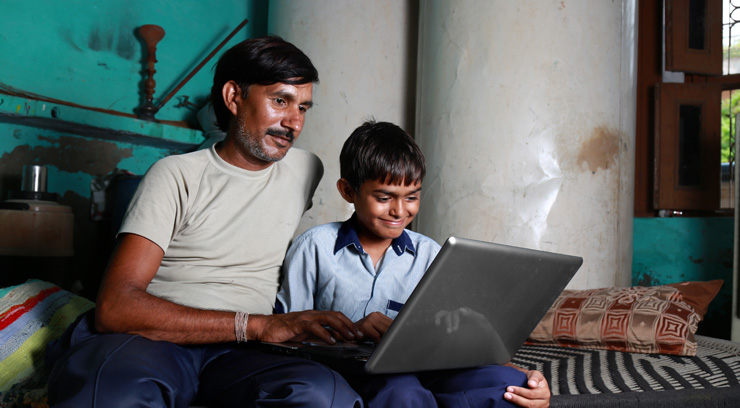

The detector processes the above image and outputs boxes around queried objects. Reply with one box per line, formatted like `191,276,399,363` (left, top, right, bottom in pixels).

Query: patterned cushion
527,280,723,356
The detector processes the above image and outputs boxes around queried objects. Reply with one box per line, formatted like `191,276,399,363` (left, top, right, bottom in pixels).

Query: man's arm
95,233,360,345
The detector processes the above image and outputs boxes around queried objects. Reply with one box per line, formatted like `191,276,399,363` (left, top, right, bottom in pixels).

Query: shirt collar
334,214,416,256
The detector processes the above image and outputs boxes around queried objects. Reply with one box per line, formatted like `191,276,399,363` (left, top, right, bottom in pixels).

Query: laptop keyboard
301,341,375,358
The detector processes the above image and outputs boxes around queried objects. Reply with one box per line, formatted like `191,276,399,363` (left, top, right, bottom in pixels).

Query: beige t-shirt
119,145,323,314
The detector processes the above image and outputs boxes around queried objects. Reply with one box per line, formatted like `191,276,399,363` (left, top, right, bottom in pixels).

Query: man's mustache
266,128,295,143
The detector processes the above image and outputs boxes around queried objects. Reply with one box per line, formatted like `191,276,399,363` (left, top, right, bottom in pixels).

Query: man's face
232,81,313,165
348,178,422,243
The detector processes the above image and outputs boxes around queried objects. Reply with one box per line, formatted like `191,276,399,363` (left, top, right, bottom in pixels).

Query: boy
277,120,550,407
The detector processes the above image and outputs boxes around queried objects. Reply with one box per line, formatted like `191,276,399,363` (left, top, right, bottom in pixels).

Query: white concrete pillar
267,0,418,233
414,0,638,289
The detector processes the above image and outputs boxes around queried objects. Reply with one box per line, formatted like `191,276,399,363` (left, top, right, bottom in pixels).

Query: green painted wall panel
0,0,267,123
632,217,734,339
0,122,174,196
0,0,268,296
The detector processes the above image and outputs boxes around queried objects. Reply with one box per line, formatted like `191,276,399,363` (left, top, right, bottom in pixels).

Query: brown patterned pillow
527,280,723,356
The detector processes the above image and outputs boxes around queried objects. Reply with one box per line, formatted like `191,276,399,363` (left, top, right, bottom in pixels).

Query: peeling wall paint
1,135,133,175
0,123,178,296
0,1,267,296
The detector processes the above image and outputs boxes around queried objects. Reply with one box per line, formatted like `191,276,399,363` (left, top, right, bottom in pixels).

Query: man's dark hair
210,35,319,131
340,120,426,193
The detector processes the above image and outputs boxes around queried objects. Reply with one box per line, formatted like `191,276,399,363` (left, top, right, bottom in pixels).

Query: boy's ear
336,179,356,204
222,81,241,117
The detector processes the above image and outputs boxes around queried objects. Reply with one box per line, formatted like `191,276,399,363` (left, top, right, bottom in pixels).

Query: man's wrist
234,311,249,343
245,314,267,341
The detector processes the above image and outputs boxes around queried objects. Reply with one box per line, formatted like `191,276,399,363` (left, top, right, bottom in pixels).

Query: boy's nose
389,200,404,217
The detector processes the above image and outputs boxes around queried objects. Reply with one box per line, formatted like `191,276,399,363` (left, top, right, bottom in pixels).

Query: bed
512,336,740,407
514,280,740,407
1,279,738,407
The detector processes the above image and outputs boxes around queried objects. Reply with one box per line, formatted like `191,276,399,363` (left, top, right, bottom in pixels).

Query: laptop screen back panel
364,237,582,374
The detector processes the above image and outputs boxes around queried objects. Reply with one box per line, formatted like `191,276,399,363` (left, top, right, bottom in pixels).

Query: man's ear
336,179,356,204
222,81,241,117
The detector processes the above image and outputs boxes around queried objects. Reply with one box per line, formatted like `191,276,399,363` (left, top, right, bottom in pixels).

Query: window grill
722,0,740,208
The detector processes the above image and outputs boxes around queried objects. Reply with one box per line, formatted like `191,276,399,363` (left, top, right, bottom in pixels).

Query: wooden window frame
654,82,721,210
634,0,730,216
665,0,722,75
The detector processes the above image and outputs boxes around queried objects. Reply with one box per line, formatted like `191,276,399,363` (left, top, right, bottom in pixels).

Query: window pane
724,0,740,74
689,0,707,50
679,104,702,186
721,90,736,208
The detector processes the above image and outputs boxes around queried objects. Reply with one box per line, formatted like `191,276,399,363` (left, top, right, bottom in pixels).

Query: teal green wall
632,217,734,340
1,0,267,122
0,1,268,297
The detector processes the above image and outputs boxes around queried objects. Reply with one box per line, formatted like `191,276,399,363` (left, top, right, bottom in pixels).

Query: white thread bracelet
235,311,249,343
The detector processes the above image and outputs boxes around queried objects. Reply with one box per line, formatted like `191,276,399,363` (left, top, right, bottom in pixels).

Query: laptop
262,236,582,374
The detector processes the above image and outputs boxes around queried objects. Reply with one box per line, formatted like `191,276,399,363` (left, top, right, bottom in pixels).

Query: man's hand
249,311,361,344
503,367,550,408
355,312,393,343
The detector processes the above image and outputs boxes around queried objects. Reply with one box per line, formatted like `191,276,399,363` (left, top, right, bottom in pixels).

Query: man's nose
282,107,304,134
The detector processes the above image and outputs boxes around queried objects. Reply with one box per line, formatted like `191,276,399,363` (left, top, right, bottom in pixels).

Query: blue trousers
46,311,362,408
344,365,528,408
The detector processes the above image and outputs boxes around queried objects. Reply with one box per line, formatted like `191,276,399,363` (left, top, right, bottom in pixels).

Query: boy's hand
503,367,550,408
355,312,393,343
248,311,360,344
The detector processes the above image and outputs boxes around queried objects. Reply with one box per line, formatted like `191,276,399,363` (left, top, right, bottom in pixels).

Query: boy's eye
274,98,286,105
375,196,391,202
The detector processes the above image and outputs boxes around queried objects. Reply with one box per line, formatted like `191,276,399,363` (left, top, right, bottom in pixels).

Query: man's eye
275,98,286,105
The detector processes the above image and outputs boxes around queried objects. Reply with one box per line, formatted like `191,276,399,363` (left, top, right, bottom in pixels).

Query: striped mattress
511,335,740,407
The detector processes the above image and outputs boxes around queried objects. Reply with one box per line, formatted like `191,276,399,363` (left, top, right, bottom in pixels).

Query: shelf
0,94,203,150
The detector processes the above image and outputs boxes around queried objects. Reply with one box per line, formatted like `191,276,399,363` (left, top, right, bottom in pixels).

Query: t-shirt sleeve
305,152,323,212
285,149,323,213
118,158,191,252
276,233,319,314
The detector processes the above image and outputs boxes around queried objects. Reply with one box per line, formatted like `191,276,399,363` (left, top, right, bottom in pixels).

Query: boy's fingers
356,319,381,343
365,329,382,343
505,384,550,408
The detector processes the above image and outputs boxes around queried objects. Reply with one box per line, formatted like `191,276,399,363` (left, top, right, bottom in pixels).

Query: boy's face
339,177,422,243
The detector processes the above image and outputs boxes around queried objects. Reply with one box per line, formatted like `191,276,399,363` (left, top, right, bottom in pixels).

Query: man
47,36,363,408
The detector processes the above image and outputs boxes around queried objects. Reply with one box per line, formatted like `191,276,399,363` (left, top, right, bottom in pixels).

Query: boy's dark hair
210,35,319,131
340,120,426,192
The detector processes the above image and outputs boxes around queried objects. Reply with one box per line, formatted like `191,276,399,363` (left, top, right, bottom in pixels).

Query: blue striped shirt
276,216,441,321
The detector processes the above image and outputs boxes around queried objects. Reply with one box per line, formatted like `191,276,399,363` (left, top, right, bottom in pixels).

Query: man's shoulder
150,148,210,173
282,148,322,171
138,150,210,190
